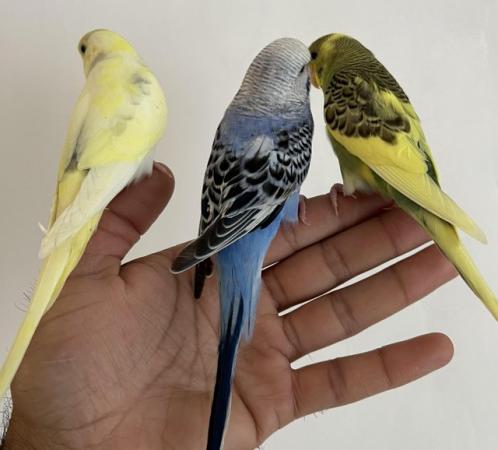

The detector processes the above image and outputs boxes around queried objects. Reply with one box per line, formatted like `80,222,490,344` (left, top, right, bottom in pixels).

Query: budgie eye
80,44,87,54
310,51,317,59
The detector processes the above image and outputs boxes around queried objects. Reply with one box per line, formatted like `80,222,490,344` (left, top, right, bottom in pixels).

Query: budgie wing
75,64,165,168
40,63,166,258
172,123,312,273
325,71,486,243
47,90,91,228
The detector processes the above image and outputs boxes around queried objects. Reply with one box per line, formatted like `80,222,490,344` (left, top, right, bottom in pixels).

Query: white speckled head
230,38,312,117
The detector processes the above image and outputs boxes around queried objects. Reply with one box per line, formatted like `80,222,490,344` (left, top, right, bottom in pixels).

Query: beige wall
1,0,498,448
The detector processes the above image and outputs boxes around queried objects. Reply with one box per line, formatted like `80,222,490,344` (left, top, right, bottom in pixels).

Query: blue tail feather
205,193,300,450
206,298,244,450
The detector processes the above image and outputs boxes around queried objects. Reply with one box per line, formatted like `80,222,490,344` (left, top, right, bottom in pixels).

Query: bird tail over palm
0,215,99,397
205,227,277,450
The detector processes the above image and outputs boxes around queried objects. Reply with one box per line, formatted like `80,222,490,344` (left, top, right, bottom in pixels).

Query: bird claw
298,195,310,225
38,222,48,234
329,183,356,216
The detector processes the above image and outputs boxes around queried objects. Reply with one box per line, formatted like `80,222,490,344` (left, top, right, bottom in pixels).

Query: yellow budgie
309,33,497,320
0,29,167,397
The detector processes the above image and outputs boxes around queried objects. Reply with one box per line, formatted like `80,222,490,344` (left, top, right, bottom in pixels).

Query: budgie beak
309,63,320,88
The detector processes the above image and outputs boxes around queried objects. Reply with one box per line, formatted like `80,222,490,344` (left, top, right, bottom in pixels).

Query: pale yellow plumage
0,29,167,397
332,130,487,244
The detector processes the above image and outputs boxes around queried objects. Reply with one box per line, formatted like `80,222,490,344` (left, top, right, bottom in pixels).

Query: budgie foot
298,195,310,225
329,183,356,216
382,200,396,211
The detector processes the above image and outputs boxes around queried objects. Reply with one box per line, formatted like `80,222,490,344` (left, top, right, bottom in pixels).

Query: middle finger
281,245,456,362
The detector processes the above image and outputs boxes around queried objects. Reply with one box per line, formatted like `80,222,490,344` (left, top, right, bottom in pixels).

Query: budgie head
78,29,139,77
309,33,373,88
230,38,312,117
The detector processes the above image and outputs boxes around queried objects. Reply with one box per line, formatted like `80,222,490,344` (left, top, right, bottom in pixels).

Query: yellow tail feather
419,211,498,320
0,215,100,397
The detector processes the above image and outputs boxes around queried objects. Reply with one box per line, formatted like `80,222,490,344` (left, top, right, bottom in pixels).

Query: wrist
2,416,53,450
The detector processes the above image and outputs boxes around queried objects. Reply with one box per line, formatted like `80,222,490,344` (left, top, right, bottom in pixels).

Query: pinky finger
291,333,453,419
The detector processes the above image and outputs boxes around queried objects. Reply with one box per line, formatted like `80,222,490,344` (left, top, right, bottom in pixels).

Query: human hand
2,163,455,450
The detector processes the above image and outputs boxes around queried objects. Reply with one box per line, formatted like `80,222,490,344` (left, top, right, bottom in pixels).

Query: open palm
3,163,455,450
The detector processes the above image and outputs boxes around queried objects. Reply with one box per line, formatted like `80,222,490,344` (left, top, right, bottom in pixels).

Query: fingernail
154,161,174,179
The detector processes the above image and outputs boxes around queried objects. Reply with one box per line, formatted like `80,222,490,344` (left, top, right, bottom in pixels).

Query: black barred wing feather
323,65,443,186
193,258,213,299
173,208,263,274
324,69,411,145
323,62,486,243
171,123,312,275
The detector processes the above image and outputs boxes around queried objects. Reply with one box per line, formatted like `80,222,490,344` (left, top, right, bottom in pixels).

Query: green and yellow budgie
309,33,498,320
0,29,167,397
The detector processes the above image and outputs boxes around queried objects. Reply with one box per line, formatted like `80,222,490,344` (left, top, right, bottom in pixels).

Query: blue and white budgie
171,38,313,450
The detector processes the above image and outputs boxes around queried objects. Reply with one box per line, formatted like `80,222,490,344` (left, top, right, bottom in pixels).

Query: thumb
74,162,175,276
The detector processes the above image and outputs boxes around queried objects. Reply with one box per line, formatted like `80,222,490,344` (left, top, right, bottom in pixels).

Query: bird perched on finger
0,29,167,397
171,38,313,450
309,33,498,319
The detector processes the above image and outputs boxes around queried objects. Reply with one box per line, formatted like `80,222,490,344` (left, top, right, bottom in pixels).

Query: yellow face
77,29,136,77
308,33,343,88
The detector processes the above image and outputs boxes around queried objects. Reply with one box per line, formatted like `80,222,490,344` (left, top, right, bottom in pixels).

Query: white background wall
1,0,498,448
